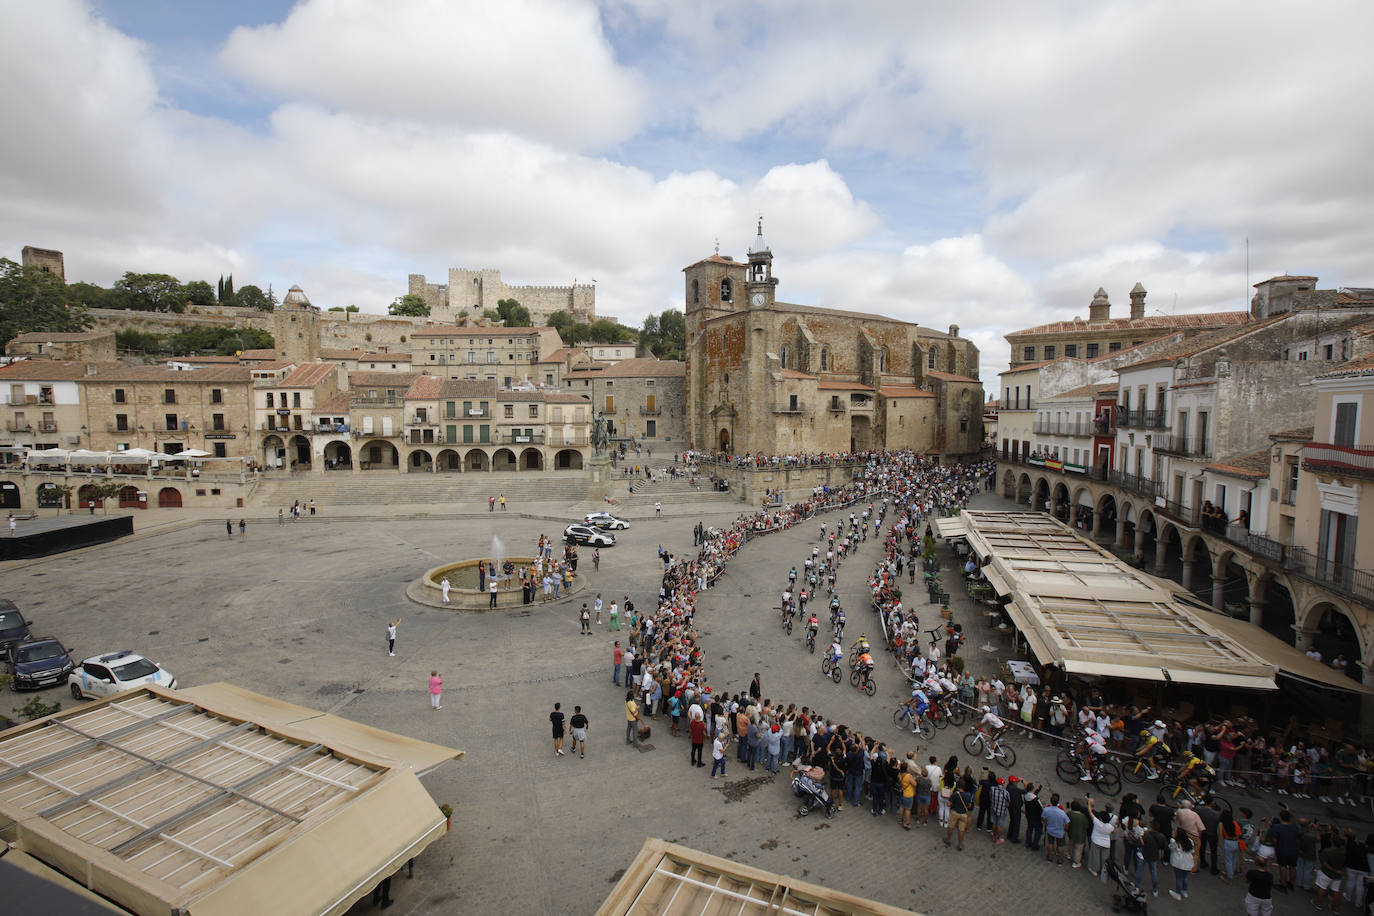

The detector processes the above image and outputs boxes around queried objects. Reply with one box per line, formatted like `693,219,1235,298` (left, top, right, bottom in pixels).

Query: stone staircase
247,471,590,509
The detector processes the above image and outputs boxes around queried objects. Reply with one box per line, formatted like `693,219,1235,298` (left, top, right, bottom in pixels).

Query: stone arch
555,449,583,470
1051,481,1071,522
408,448,433,472
290,434,311,468
359,439,399,470
1095,492,1117,541
719,428,731,452
263,434,285,469
77,484,103,509
1033,476,1050,513
820,347,829,371
492,448,517,472
1253,569,1297,643
720,278,732,302
1002,470,1017,499
157,486,182,508
323,440,352,470
0,481,19,509
1296,599,1367,679
464,449,489,471
437,448,461,472
520,447,543,471
117,485,141,508
1137,508,1158,558
36,483,68,509
1017,473,1032,507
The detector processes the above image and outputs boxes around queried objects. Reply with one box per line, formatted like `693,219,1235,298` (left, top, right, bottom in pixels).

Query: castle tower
273,284,321,364
682,240,748,450
1089,287,1111,322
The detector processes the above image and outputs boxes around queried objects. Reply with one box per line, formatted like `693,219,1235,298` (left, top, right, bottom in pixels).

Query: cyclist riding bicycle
849,634,870,657
855,651,875,688
788,567,797,584
1078,728,1108,779
828,638,843,669
833,611,846,640
901,686,931,727
806,614,819,639
829,594,841,614
1135,729,1171,765
1179,750,1217,794
978,706,1007,759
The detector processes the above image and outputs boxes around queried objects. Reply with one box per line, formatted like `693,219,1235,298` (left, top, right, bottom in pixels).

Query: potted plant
438,803,453,830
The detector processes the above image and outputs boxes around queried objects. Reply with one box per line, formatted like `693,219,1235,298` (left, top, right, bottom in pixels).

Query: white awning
1061,659,1277,691
1198,611,1374,695
934,517,967,540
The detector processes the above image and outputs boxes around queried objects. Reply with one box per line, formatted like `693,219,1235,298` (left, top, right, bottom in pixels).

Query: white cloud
219,0,646,149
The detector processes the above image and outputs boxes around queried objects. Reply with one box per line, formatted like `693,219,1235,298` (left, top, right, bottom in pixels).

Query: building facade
683,228,983,458
0,361,90,455
82,366,254,459
562,357,686,442
5,331,116,362
409,326,564,384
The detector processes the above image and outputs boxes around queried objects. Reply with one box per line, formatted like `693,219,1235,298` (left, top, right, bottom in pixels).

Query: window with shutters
1333,400,1358,447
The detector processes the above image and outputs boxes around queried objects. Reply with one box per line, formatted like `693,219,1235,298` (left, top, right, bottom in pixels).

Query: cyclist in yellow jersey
1179,751,1216,793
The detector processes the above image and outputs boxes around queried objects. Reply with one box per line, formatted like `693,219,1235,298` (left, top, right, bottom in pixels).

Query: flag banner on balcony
1045,459,1063,471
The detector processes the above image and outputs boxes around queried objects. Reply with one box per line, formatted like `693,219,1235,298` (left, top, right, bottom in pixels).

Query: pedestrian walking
488,578,498,608
608,600,620,631
569,706,589,758
499,494,506,511
711,730,728,778
655,501,661,517
580,603,591,634
387,618,400,656
441,577,451,605
594,593,603,625
550,702,566,756
238,519,246,539
278,508,284,525
592,549,600,573
488,495,495,512
226,519,233,539
429,670,443,709
309,499,316,516
612,641,622,685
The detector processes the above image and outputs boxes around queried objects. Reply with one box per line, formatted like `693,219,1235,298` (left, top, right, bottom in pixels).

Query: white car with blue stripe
68,651,177,700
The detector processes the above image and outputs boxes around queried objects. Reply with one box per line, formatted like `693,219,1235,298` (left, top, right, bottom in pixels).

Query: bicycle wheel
915,717,935,741
1205,793,1232,819
808,637,815,655
1155,785,1183,808
820,657,832,677
1056,757,1080,784
830,665,842,684
962,731,984,755
1121,760,1150,784
946,705,967,727
850,669,861,687
892,707,911,729
1093,761,1121,796
784,617,792,635
996,744,1016,768
864,678,876,697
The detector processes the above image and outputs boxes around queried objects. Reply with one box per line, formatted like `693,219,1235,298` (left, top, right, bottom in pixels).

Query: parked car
563,524,616,547
0,600,33,661
7,637,76,690
582,512,631,530
68,651,177,700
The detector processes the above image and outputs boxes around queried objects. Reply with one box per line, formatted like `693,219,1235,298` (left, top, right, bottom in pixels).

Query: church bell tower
746,218,777,308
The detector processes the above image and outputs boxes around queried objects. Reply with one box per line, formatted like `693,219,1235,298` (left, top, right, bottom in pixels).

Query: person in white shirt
979,706,1006,758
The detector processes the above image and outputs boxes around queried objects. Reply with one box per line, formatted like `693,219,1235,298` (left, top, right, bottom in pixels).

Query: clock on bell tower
746,217,777,308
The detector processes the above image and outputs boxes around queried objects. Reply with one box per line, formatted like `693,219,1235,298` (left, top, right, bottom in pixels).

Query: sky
2,0,1373,393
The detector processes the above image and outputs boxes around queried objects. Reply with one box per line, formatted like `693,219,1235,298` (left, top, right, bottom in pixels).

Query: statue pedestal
586,455,614,505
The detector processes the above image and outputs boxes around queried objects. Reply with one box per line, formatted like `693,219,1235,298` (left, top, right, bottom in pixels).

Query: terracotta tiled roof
1008,311,1250,337
1046,382,1117,402
437,378,497,398
925,369,980,383
167,355,240,365
780,369,813,380
86,366,251,382
1271,426,1314,441
7,331,111,343
348,371,421,388
1314,351,1374,379
542,392,593,404
1206,449,1271,480
238,348,277,359
0,360,103,380
279,363,341,388
1117,318,1280,371
404,375,444,400
681,254,743,270
879,386,935,398
313,391,352,413
565,358,683,378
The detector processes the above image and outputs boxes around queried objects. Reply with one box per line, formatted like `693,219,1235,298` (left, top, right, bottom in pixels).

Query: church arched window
878,348,887,372
720,278,732,302
692,280,699,305
820,348,828,371
779,345,788,369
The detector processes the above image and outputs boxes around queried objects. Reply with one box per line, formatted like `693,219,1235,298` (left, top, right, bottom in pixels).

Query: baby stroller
1105,859,1148,914
791,766,836,818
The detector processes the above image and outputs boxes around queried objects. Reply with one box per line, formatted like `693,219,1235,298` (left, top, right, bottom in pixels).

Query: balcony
1033,421,1089,437
38,420,57,433
638,407,662,416
105,423,133,433
772,404,811,415
1285,546,1374,607
1108,470,1157,499
1153,497,1200,528
5,421,32,432
1092,415,1115,435
1152,433,1210,459
826,402,846,413
314,423,351,434
1302,442,1374,481
407,430,440,445
463,407,492,419
1116,408,1168,429
505,432,546,444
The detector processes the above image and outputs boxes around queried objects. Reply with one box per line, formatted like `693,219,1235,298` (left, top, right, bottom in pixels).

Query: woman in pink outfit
429,671,443,709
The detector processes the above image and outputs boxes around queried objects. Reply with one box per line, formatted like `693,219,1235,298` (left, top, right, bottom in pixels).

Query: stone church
683,225,984,459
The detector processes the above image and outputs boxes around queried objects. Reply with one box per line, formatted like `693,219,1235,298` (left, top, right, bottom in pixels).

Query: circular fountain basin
406,557,585,610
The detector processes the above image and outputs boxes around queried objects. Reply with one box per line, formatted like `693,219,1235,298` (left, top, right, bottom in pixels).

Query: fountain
406,535,585,610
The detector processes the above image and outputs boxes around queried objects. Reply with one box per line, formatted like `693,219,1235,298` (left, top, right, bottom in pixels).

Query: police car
563,524,615,547
582,512,631,530
68,651,177,700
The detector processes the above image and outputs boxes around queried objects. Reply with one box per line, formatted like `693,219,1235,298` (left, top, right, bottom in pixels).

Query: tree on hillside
0,258,92,349
585,318,635,344
113,272,185,313
388,293,430,316
482,308,501,323
496,298,531,327
183,280,215,307
234,284,270,311
641,308,685,360
114,329,165,354
547,309,576,343
223,274,234,303
66,281,113,309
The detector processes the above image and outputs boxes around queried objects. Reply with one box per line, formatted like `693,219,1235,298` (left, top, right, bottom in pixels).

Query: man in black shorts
1270,809,1301,891
550,703,566,757
569,706,589,758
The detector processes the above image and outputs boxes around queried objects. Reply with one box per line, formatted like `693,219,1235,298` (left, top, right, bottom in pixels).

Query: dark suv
0,600,33,661
7,637,76,690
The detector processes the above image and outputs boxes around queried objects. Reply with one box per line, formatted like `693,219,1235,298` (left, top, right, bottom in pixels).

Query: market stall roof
0,684,463,916
933,516,967,540
961,510,1278,690
599,839,921,916
1200,612,1374,695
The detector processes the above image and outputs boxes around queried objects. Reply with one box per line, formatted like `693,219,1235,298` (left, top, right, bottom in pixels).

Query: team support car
68,651,177,700
0,600,33,661
582,512,631,530
6,637,76,690
563,524,616,547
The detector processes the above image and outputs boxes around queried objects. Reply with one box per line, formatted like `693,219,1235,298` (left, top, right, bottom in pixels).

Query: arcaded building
683,227,984,459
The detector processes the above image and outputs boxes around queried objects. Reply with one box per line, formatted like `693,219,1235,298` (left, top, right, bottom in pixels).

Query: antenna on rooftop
1245,236,1250,310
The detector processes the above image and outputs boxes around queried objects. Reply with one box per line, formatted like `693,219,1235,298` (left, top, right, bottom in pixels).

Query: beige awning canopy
1200,612,1374,695
934,516,967,540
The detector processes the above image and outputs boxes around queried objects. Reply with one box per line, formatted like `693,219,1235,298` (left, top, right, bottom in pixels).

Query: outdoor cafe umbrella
170,448,212,458
67,449,112,464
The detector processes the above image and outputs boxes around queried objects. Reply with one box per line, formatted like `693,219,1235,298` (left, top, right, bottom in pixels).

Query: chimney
1129,282,1147,320
948,324,960,338
1089,288,1111,322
